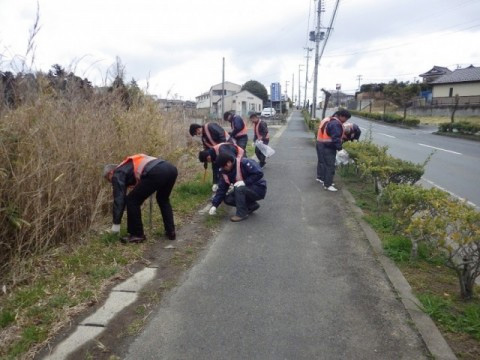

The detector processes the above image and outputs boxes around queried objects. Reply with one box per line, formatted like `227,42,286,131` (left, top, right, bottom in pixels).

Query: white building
215,90,263,118
195,81,242,116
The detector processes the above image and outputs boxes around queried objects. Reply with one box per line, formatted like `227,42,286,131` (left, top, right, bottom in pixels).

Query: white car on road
261,107,276,117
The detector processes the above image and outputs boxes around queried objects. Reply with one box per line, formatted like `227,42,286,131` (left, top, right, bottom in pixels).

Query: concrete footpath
44,110,456,359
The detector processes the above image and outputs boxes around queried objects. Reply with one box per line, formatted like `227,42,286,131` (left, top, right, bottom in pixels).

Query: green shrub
438,121,480,135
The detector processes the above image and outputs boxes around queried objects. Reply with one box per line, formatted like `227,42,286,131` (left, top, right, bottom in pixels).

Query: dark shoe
120,235,146,244
167,232,176,240
230,215,248,222
248,203,260,214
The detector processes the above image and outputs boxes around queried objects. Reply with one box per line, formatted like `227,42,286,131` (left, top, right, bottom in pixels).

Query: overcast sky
1,0,479,102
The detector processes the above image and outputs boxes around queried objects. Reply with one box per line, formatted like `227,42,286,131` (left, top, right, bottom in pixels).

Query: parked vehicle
260,107,276,117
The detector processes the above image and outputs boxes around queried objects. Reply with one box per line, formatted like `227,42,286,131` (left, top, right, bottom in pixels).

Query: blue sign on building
270,82,281,102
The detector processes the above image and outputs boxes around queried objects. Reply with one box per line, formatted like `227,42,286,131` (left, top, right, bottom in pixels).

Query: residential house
215,90,263,118
419,66,452,84
430,65,480,105
195,81,242,117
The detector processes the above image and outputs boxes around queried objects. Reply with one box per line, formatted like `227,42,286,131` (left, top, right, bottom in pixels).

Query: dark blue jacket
229,115,247,139
202,122,226,149
212,158,266,207
325,118,344,150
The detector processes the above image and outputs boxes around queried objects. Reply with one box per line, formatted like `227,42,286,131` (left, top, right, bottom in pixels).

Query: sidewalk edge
341,188,458,360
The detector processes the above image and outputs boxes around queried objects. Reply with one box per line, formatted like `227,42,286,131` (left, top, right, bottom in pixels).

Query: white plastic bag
254,140,275,158
336,149,352,166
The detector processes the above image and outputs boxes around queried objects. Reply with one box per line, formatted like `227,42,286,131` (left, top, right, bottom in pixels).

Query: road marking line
418,143,462,155
378,133,396,138
421,177,477,208
359,126,367,131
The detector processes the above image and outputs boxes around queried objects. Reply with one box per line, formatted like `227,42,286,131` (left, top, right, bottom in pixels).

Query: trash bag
336,149,352,166
254,140,275,158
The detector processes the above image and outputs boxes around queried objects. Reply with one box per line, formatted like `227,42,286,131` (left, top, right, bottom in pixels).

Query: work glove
208,206,217,215
212,184,218,192
234,180,245,188
107,224,120,234
226,184,234,195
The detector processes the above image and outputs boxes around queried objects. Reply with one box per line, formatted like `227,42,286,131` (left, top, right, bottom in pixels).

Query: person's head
215,152,235,172
103,164,117,183
223,111,233,122
189,124,202,137
198,149,213,163
249,113,259,123
333,109,351,123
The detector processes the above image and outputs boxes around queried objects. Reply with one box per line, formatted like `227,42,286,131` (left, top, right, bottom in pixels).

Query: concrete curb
341,188,457,360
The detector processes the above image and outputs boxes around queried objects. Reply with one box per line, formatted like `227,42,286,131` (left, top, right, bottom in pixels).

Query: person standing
223,111,248,153
208,153,267,222
316,109,351,192
189,122,228,191
103,154,177,243
250,113,270,168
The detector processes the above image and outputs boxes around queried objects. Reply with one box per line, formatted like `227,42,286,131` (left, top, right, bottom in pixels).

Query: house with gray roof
419,65,452,84
430,65,480,105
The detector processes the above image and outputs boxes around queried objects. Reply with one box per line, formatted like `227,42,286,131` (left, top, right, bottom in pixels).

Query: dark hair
215,152,234,167
223,111,232,121
334,109,351,119
198,149,213,163
189,124,202,136
249,113,258,119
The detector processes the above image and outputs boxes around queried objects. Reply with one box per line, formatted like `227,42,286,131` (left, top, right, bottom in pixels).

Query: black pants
254,139,269,167
316,141,337,187
212,162,220,184
224,186,262,217
126,161,177,237
235,136,248,156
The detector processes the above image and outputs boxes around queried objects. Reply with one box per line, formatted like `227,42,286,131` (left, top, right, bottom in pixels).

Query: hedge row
438,121,480,135
343,141,424,192
350,110,420,127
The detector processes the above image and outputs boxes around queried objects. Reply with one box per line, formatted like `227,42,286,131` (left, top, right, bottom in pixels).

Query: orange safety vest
231,116,248,137
317,116,344,142
212,142,245,158
117,154,156,183
254,121,269,141
222,158,244,184
203,123,228,148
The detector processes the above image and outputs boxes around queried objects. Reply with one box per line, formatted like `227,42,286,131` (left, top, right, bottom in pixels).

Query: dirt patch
35,205,225,360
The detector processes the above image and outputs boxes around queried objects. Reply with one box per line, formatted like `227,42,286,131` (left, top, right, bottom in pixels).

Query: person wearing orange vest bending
189,122,228,191
103,154,178,243
249,113,270,168
316,109,351,192
198,142,245,166
208,152,267,222
223,111,248,154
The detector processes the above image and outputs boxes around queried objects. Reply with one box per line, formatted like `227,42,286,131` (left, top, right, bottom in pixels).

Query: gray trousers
316,141,337,187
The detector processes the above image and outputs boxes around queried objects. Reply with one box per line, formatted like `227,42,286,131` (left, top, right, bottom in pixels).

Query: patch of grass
0,310,15,328
383,234,411,262
171,176,212,215
9,325,48,357
364,214,395,233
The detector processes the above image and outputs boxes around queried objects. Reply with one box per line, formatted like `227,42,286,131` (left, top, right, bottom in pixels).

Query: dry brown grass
0,91,192,286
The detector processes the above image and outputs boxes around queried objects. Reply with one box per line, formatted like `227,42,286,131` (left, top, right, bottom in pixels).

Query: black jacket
202,122,226,148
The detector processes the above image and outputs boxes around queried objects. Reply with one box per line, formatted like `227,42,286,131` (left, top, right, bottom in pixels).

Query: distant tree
383,80,420,119
241,80,268,103
451,94,460,123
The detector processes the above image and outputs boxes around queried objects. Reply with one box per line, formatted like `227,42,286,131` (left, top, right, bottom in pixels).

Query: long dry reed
0,90,193,284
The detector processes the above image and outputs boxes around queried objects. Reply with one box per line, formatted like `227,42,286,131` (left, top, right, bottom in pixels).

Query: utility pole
298,64,303,109
311,0,324,118
304,47,313,109
221,57,225,119
284,80,289,115
292,73,294,106
356,74,362,92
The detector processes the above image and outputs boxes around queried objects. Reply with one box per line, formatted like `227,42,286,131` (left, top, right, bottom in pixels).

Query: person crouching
208,152,267,222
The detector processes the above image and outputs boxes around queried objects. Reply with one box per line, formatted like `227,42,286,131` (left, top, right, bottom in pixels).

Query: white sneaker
324,185,338,192
212,184,218,192
316,178,324,184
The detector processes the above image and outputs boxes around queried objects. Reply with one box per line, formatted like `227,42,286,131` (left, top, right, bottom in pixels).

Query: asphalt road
349,115,480,208
123,111,428,359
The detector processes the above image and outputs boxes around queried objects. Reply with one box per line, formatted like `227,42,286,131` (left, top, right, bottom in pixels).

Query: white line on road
421,177,477,208
359,126,367,131
378,133,396,138
418,143,462,155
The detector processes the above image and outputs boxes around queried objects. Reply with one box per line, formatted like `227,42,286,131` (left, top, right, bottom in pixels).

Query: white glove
110,224,120,233
212,184,218,192
234,180,245,188
208,206,217,215
226,184,234,195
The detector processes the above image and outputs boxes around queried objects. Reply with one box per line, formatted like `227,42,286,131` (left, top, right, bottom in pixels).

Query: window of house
449,88,453,97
